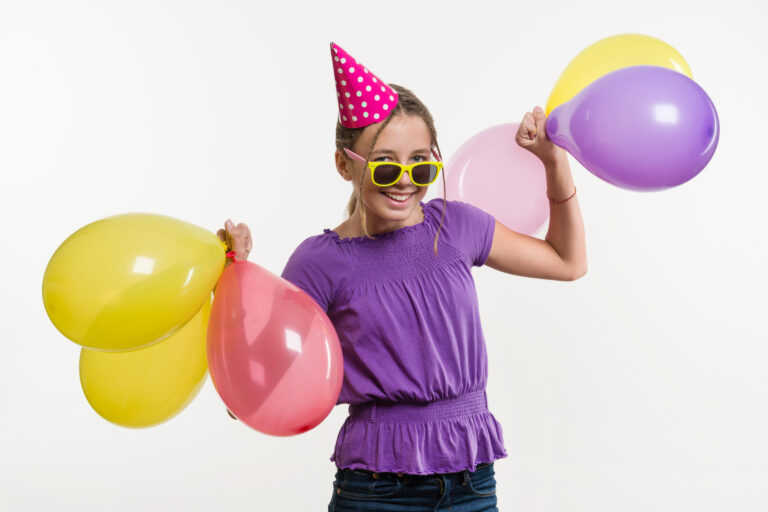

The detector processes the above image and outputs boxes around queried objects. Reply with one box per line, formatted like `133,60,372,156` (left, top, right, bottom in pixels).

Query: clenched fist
217,219,252,263
515,106,565,166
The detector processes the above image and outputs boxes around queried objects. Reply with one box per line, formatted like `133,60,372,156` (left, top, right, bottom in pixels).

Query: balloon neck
226,251,237,262
545,114,558,137
545,106,572,155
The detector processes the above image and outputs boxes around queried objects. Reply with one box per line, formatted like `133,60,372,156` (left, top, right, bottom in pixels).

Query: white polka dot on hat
330,42,399,129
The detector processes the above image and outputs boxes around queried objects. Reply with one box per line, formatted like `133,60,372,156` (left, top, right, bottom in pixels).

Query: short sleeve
434,199,496,267
280,236,339,312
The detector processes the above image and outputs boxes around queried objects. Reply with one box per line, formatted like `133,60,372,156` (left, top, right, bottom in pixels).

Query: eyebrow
370,148,431,157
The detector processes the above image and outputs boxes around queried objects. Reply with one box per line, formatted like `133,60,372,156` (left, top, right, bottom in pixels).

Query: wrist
540,148,568,169
547,186,577,204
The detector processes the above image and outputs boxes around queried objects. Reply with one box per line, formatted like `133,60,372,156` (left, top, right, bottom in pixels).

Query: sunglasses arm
342,147,367,163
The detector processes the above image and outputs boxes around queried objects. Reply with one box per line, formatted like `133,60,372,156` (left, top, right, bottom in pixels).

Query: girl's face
339,114,433,234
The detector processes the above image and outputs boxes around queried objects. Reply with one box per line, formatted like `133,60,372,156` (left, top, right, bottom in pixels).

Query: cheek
363,183,381,200
349,170,366,192
356,176,380,201
415,186,429,199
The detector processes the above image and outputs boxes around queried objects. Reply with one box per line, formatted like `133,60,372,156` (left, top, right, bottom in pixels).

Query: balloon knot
226,251,237,262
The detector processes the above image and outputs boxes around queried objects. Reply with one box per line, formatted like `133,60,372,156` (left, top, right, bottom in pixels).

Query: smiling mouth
382,191,414,203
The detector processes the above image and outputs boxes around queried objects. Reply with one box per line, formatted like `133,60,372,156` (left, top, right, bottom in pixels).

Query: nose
397,167,412,186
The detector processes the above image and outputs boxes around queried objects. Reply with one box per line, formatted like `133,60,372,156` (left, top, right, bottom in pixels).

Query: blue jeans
328,462,498,511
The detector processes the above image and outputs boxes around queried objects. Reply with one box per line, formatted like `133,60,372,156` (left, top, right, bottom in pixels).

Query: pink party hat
331,42,399,129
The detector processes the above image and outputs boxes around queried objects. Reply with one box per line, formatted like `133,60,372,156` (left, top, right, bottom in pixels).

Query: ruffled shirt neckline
323,201,433,244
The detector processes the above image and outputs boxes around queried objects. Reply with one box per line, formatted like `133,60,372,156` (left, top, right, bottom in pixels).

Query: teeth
384,192,410,201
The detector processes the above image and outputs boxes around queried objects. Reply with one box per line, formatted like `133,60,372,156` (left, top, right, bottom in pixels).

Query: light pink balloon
207,261,343,436
442,123,549,235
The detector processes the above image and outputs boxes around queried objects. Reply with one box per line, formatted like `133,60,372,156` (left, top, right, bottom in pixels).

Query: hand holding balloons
217,219,252,263
515,106,567,166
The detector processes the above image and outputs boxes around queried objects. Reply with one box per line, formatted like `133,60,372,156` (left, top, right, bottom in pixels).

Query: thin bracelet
547,186,577,204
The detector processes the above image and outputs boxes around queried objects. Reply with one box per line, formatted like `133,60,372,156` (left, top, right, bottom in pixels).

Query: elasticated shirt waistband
347,390,488,423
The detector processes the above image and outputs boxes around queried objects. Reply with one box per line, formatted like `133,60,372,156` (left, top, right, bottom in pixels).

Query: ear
335,150,352,182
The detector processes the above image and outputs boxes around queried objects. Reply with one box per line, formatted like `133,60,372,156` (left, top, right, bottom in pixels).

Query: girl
219,43,586,512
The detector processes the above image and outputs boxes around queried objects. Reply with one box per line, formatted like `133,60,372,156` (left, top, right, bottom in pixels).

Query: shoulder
285,232,349,269
424,198,496,266
281,233,350,311
423,198,494,227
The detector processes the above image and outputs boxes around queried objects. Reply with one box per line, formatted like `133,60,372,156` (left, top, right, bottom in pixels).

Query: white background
1,0,766,510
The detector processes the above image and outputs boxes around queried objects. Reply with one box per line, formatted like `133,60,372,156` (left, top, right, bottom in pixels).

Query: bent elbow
568,264,588,281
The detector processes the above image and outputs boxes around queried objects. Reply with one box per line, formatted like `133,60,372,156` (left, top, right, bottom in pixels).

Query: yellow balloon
79,298,211,428
545,34,693,115
43,213,226,351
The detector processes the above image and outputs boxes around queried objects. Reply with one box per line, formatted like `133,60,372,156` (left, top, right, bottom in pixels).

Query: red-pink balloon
442,123,549,235
207,261,343,436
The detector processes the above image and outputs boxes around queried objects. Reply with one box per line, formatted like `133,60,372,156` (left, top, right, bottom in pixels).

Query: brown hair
334,84,447,254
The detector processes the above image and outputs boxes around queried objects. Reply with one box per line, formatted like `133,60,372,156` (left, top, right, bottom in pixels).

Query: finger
217,228,233,251
227,223,247,259
523,114,537,141
515,118,527,141
236,222,250,237
224,220,238,249
532,106,547,140
239,224,253,251
236,224,251,247
516,113,533,141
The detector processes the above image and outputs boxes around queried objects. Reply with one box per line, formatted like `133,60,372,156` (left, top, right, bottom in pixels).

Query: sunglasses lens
373,164,401,185
412,164,439,185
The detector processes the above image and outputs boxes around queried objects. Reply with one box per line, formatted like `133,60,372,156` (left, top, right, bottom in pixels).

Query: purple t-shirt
281,198,508,474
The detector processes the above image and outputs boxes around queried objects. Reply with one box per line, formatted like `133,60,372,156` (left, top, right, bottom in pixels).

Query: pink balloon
207,261,343,436
442,123,549,235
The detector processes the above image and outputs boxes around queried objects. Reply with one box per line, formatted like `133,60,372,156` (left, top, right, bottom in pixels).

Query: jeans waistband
348,390,488,423
340,461,494,480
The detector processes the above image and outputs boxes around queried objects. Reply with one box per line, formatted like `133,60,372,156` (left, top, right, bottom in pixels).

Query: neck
348,202,424,237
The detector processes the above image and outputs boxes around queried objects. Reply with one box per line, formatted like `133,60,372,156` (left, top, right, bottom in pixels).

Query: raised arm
484,106,587,281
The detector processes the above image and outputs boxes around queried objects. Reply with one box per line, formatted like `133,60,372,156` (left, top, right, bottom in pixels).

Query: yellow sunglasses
343,147,443,187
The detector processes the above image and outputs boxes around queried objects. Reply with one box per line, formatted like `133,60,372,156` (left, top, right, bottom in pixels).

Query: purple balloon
546,66,719,191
